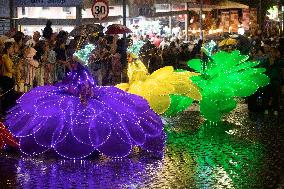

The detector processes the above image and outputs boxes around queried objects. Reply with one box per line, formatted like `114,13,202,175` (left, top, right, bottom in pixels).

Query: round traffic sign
92,0,109,20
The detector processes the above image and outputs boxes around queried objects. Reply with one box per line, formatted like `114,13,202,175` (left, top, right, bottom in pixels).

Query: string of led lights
116,53,202,115
6,62,165,159
118,40,270,122
187,50,270,122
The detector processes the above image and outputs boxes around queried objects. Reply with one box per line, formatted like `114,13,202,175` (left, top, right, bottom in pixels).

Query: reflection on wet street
0,104,284,189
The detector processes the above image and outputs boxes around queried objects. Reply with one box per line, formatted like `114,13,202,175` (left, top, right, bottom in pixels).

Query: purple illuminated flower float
6,63,165,159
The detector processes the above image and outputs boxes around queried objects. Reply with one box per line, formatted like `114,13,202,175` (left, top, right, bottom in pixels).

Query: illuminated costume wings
116,53,202,115
188,50,270,122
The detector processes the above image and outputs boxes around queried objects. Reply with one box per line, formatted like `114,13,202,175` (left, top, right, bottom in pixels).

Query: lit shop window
17,7,76,19
20,25,74,36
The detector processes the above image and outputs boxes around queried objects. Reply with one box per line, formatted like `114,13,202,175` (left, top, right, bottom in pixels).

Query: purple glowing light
6,63,165,159
15,156,162,188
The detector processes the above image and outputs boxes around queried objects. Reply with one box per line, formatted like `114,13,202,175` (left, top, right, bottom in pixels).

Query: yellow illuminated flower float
116,53,202,115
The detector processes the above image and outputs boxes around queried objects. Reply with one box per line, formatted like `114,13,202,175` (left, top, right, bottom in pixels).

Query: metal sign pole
123,0,127,26
185,2,189,41
121,0,127,82
9,0,14,29
199,0,203,40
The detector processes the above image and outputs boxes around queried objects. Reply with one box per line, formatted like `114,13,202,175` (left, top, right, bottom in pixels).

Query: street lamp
200,0,203,40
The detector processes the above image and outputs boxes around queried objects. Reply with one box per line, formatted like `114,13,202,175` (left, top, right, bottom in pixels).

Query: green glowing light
165,121,264,188
128,41,145,57
187,50,270,122
164,95,193,117
74,44,96,65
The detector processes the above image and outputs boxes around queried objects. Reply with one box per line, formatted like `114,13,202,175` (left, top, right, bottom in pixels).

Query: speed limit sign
92,0,109,20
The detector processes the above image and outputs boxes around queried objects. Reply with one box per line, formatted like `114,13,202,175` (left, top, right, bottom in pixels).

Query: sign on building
128,0,155,18
14,0,83,7
0,0,10,35
0,0,9,17
0,20,10,35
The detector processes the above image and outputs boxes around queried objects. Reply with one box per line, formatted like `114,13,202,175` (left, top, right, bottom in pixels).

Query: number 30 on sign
92,0,109,20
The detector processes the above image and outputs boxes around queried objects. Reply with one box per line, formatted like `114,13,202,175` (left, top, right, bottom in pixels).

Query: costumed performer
5,61,164,159
116,53,202,115
187,50,270,122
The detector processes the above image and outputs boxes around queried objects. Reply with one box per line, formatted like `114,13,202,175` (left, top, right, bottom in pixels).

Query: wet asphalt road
0,103,283,189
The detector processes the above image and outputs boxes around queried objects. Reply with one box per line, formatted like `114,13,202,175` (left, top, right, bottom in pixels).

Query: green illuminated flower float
188,50,270,122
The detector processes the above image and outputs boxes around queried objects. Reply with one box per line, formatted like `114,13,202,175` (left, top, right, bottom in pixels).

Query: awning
155,0,203,3
83,0,122,8
214,0,249,9
148,8,211,18
149,10,190,18
17,17,122,26
83,0,215,8
146,2,213,18
83,0,248,15
14,0,83,7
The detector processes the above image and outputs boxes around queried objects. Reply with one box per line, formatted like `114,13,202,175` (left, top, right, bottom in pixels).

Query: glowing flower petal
20,135,49,156
54,132,95,159
97,125,132,158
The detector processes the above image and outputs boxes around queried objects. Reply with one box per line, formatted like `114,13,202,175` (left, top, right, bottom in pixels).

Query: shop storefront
14,0,82,35
14,0,252,37
14,0,123,35
17,6,78,35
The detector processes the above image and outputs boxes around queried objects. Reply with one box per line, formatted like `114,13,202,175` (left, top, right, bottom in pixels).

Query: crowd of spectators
0,22,283,116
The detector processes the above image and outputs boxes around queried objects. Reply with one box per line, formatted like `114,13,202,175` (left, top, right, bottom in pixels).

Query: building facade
13,0,123,35
0,0,12,35
13,0,83,35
